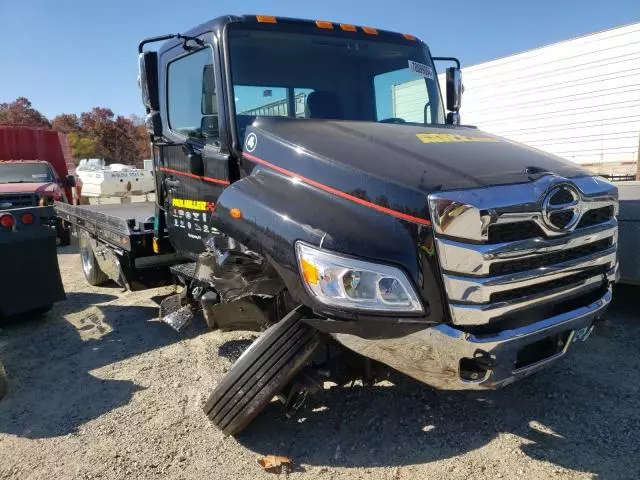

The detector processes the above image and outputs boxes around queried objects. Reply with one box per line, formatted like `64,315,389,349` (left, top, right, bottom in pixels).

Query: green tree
68,132,97,163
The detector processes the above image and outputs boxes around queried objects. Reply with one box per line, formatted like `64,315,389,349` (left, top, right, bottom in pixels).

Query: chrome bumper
332,281,612,390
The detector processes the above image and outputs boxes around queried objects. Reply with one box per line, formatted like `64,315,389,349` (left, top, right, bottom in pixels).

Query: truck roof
157,14,422,55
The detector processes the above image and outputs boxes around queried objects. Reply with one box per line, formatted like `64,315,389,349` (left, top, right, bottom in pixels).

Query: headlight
295,242,423,313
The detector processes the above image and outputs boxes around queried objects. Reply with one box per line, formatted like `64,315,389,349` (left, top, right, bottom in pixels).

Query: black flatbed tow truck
55,200,184,289
56,14,618,436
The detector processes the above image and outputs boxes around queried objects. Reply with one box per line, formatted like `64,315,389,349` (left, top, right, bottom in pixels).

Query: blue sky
0,0,638,119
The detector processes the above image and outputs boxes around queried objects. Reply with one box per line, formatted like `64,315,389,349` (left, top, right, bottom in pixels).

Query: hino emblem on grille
542,183,582,232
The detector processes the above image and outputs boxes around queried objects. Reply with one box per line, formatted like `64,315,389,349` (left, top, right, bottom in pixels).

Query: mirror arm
138,33,203,53
139,33,180,53
432,56,460,69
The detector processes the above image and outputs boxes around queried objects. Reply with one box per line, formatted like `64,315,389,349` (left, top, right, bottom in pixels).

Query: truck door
159,40,230,256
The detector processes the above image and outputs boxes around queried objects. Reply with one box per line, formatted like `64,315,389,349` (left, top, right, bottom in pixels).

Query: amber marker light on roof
315,20,333,29
256,15,277,23
340,24,357,32
403,33,417,41
362,26,378,35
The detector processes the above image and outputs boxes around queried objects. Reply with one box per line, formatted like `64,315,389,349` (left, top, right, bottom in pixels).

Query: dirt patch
0,245,639,479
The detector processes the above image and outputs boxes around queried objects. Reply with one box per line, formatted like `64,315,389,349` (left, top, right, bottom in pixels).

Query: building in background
241,92,308,117
395,23,640,176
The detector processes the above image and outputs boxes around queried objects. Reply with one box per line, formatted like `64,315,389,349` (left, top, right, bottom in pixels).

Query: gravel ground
0,243,639,479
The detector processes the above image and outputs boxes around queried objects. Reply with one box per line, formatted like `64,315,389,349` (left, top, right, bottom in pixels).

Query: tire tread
203,307,319,435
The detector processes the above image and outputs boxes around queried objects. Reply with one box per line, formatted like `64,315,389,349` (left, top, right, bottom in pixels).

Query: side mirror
446,112,460,126
138,52,160,112
139,52,162,137
182,144,204,176
446,67,462,112
65,175,76,188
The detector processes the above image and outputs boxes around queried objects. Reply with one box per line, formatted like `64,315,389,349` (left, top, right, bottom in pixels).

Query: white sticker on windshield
408,60,434,80
32,173,48,179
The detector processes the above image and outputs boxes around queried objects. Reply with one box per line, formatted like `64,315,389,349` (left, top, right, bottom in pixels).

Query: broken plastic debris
256,455,292,471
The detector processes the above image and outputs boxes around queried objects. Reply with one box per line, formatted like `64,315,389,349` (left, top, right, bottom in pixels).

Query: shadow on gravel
237,285,640,479
0,291,180,439
218,339,255,363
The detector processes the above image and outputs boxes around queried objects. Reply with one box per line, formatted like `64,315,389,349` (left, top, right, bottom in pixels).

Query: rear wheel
203,306,320,436
78,229,108,286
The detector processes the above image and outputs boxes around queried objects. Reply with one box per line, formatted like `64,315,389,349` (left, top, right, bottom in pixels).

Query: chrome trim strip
448,266,615,325
446,284,613,344
443,247,616,303
436,219,617,276
428,175,618,242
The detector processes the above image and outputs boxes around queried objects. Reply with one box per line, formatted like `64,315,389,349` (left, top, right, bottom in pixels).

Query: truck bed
55,201,155,250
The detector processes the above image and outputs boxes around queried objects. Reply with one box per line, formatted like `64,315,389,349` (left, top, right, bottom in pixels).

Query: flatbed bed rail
54,201,156,251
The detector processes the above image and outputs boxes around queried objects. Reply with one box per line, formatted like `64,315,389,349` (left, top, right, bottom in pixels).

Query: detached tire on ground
203,306,320,436
78,229,109,286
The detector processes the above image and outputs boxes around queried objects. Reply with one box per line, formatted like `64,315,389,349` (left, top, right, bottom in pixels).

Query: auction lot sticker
416,133,499,144
408,60,434,80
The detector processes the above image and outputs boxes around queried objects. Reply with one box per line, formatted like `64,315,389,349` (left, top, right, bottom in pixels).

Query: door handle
165,178,180,189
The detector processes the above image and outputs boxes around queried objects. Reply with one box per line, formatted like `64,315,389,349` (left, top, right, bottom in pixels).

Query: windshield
228,27,444,143
0,163,54,184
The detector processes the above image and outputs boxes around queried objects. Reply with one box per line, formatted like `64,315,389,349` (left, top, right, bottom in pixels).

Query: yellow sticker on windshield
416,133,499,144
171,198,208,211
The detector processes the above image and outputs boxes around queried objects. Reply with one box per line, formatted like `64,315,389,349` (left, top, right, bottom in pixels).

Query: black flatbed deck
76,202,155,225
55,201,156,250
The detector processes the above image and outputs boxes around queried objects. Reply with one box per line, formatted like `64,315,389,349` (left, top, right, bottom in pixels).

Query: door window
167,47,220,142
373,67,442,124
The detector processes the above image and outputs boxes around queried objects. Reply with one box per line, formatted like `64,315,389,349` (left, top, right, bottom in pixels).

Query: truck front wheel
203,306,320,436
78,229,109,286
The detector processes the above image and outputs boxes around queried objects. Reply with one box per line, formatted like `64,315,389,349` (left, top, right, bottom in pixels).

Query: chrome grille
488,221,543,243
429,175,618,327
489,237,613,275
577,205,615,229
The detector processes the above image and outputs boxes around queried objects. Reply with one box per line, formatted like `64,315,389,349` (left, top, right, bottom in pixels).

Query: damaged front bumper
330,283,613,390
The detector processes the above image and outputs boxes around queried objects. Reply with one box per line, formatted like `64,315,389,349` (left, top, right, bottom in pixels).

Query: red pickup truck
0,126,77,245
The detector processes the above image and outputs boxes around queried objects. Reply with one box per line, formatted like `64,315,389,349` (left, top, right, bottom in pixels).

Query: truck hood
244,118,590,224
0,181,60,198
249,118,587,191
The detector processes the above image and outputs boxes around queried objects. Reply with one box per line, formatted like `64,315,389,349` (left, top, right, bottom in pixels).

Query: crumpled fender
210,166,436,319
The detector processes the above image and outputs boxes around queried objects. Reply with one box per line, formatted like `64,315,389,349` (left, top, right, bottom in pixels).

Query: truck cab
140,16,452,256
64,14,619,435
